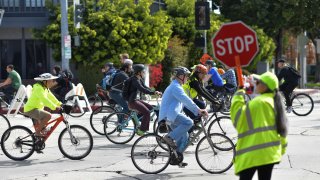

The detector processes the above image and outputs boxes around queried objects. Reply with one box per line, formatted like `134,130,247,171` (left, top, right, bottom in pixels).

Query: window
25,0,45,7
0,40,22,79
26,40,47,78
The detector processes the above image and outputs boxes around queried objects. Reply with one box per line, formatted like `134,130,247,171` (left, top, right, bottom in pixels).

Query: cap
252,72,279,91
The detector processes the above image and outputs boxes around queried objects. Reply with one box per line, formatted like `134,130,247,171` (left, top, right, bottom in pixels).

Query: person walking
231,72,288,180
0,64,22,103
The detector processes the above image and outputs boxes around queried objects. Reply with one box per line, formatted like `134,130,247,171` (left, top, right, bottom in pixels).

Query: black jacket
188,75,220,104
128,76,154,103
277,66,299,84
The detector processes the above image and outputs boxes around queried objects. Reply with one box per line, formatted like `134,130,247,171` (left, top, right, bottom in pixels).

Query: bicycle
283,91,314,116
0,96,93,161
131,115,235,174
87,84,112,111
103,97,160,144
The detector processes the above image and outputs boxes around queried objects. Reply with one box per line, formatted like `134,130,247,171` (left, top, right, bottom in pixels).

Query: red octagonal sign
212,21,259,67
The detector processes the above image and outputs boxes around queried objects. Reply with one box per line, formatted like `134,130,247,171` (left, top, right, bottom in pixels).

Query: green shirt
8,70,22,90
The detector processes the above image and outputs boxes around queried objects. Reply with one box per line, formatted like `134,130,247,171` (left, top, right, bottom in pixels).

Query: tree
34,0,172,67
219,0,304,72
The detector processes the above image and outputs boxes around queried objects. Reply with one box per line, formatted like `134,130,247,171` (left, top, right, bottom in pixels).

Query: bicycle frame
33,114,69,142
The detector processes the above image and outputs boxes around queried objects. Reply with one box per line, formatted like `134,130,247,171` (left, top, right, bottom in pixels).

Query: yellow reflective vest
182,78,198,99
24,83,62,112
231,89,287,174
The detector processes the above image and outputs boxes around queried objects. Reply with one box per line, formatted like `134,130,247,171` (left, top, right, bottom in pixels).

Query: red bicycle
1,95,93,161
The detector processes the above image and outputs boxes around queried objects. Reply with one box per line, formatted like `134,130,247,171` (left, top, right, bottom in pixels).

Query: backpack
105,71,118,90
122,77,133,101
61,70,73,80
288,66,301,79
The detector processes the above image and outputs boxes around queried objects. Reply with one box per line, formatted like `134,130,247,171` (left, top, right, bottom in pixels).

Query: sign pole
235,55,244,87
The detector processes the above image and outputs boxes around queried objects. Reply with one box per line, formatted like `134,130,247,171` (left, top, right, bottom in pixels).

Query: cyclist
52,66,74,102
101,62,116,90
108,61,133,114
231,72,288,180
159,66,208,167
203,60,224,94
220,66,237,94
277,58,300,113
182,64,221,120
127,64,161,136
0,64,22,104
24,73,62,138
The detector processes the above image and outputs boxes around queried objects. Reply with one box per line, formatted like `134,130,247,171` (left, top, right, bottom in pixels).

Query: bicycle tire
58,125,93,160
90,105,116,135
207,116,237,144
291,93,314,116
131,133,171,174
1,125,35,161
88,94,103,112
195,133,235,174
0,114,10,143
66,95,88,118
104,112,136,144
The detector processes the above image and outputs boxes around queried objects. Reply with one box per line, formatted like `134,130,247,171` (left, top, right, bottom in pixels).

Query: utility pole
61,0,70,71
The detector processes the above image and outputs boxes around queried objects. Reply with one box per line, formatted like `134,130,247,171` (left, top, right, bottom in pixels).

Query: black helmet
173,66,191,76
133,64,145,74
205,60,216,67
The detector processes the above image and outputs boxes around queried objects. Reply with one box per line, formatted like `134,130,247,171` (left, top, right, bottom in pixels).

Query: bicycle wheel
1,126,35,161
90,105,116,135
104,112,136,144
66,96,88,118
88,94,103,112
58,125,93,160
196,133,235,174
0,114,10,143
208,116,237,144
291,93,314,116
131,133,171,174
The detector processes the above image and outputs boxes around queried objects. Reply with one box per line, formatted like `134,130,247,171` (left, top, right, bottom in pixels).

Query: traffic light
195,1,210,30
74,4,84,28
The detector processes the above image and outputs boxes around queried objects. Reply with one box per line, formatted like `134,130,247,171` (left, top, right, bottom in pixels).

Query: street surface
0,89,320,180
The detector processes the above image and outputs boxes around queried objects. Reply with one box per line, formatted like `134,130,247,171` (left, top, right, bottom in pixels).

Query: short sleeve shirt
8,70,22,90
208,68,224,87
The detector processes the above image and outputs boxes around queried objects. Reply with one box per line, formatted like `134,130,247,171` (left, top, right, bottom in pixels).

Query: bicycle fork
64,120,78,144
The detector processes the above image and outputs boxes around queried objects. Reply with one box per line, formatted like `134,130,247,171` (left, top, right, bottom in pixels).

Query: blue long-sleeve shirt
159,79,199,122
208,67,224,87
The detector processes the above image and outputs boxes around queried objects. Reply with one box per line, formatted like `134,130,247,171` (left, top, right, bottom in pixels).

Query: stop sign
212,21,259,67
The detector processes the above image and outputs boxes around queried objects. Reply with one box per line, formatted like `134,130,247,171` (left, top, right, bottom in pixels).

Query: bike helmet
133,64,145,74
173,66,191,76
205,60,216,67
195,64,208,74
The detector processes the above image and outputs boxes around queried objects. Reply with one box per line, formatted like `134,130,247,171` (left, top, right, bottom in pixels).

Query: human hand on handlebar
198,109,208,117
155,91,162,97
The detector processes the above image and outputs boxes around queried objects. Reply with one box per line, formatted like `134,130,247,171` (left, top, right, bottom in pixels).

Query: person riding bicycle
182,64,221,121
127,64,161,136
108,61,133,114
231,72,288,180
0,64,22,104
203,60,224,95
52,65,74,102
159,66,208,167
277,58,300,113
101,62,117,90
220,66,237,94
24,73,62,139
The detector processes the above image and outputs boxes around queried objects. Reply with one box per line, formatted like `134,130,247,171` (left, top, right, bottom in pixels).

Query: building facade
0,0,165,80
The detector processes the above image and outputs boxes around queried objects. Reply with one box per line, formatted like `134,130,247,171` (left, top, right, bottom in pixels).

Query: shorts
24,109,51,122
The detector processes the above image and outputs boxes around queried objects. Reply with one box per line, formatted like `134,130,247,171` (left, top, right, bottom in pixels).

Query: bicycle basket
63,104,73,114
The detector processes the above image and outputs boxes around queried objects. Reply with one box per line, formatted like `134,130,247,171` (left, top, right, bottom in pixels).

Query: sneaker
286,106,292,113
162,135,177,149
136,129,146,136
178,162,188,168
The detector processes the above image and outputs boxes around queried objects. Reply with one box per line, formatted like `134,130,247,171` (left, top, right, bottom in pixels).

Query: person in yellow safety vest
24,73,62,138
231,72,288,180
182,64,221,122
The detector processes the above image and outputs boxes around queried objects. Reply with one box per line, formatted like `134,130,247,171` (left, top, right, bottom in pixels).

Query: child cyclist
24,73,62,137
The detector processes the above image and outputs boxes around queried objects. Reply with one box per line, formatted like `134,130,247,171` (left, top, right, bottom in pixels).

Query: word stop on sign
215,35,254,56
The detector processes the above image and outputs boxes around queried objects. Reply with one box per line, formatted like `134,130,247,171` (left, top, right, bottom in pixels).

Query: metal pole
203,30,207,54
61,0,70,71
